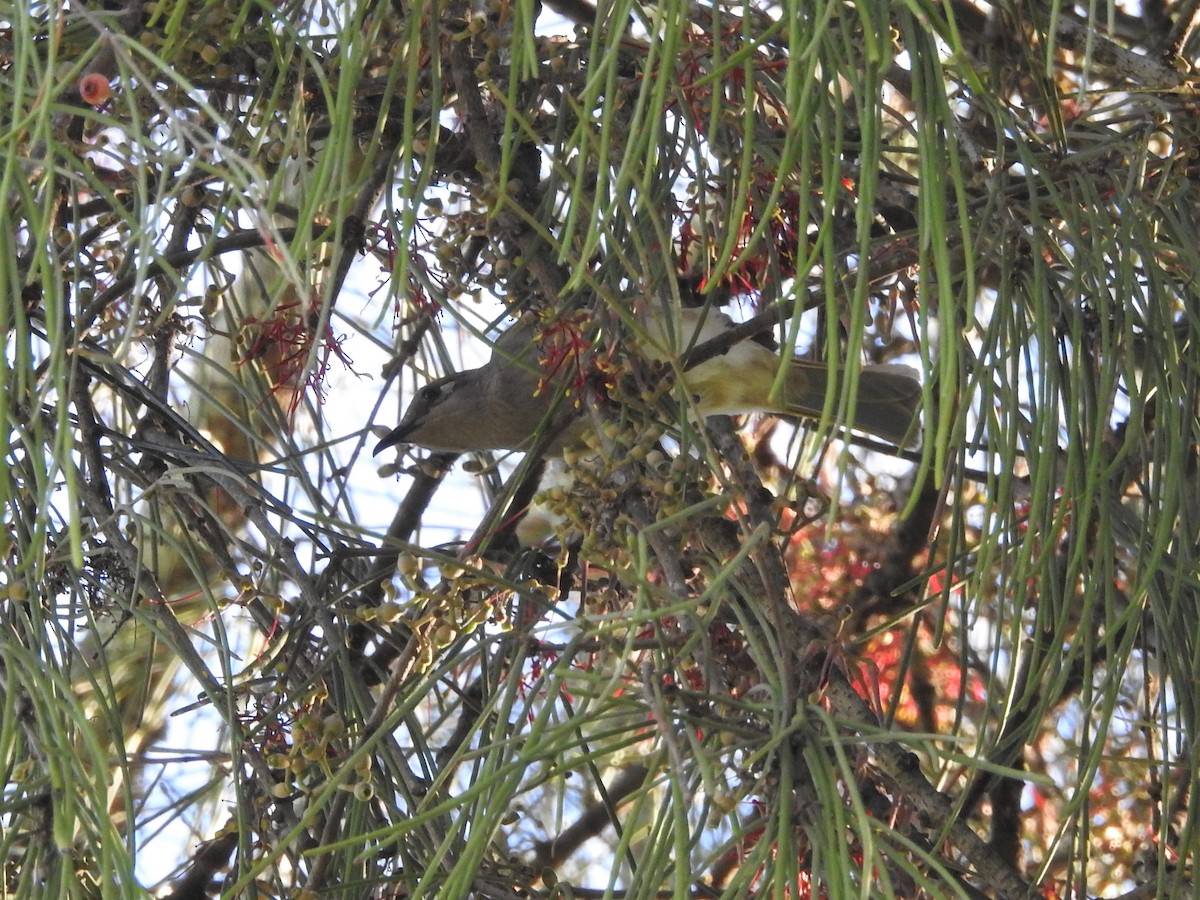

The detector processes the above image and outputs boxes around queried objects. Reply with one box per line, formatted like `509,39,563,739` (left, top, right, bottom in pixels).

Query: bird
375,306,922,455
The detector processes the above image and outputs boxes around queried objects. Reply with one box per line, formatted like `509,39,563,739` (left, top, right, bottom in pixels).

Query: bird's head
374,372,475,455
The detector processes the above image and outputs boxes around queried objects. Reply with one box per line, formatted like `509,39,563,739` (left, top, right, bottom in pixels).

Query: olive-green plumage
377,308,921,454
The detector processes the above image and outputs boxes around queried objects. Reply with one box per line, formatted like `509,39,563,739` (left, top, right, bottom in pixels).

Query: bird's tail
784,361,923,447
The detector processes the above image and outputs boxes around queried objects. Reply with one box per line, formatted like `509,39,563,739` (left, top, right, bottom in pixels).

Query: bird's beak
373,424,412,456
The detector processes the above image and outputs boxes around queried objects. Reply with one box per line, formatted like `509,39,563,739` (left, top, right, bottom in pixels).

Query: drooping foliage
2,0,1199,895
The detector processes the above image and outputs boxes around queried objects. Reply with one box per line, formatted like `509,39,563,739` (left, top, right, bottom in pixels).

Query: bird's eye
420,384,442,403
